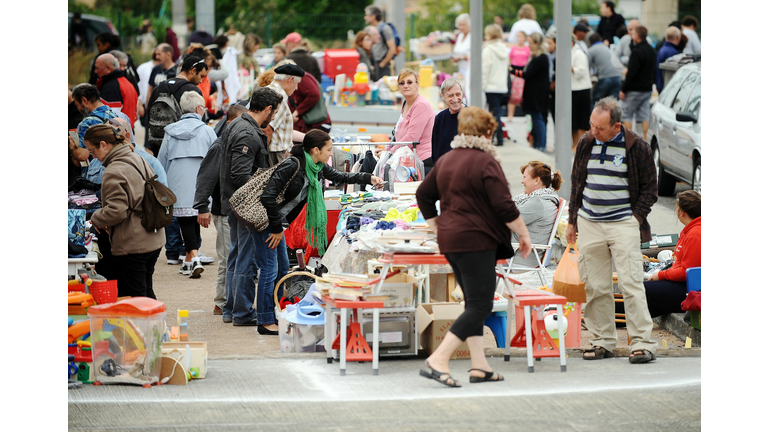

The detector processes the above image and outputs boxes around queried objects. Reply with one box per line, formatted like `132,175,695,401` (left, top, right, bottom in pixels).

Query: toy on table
68,292,95,315
543,304,569,341
170,309,190,342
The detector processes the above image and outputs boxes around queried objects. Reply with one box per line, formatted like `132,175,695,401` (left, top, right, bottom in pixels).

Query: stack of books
325,273,381,301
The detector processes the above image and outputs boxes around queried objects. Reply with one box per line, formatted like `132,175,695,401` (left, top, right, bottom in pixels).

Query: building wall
642,0,679,40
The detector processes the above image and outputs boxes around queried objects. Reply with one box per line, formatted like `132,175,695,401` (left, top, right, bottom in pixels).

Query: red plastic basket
90,280,118,305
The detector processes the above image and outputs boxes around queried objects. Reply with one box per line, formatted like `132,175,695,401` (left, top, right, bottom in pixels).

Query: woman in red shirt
643,191,701,317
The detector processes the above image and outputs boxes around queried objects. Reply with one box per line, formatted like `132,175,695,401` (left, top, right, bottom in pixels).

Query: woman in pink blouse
383,68,435,174
507,31,530,128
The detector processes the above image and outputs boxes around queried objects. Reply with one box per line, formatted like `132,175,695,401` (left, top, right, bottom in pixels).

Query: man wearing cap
573,23,590,55
282,32,322,84
265,63,307,165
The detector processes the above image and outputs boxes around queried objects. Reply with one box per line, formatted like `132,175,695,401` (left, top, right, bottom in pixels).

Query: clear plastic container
87,297,167,386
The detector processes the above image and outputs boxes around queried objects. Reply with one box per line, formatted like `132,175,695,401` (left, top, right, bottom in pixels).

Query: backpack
379,22,401,47
147,81,184,151
125,159,177,232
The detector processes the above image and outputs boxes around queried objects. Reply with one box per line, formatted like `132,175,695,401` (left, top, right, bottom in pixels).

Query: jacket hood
682,216,701,234
165,113,206,139
484,39,508,60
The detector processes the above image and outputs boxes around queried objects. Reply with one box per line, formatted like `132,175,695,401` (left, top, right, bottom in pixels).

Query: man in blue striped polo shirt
566,96,659,364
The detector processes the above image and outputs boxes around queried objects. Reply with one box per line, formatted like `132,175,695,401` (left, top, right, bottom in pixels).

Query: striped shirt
578,131,633,222
267,81,294,154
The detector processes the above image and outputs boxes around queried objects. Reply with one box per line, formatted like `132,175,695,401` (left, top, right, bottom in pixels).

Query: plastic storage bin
87,297,167,386
324,49,360,80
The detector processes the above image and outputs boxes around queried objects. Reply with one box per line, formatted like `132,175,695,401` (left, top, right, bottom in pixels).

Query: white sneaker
190,260,204,279
179,263,192,276
198,253,215,265
167,258,181,265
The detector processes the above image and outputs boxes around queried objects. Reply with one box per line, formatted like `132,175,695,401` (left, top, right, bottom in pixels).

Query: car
68,12,118,51
647,60,701,196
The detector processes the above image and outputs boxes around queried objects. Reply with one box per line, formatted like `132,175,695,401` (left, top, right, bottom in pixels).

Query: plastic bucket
90,280,118,305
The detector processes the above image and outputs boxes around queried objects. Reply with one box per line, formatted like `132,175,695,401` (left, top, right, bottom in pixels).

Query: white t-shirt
506,19,544,42
454,32,471,77
682,28,701,54
136,60,156,104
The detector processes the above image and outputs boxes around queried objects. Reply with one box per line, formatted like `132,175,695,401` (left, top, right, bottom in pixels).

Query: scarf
449,134,502,162
303,151,327,255
513,187,557,207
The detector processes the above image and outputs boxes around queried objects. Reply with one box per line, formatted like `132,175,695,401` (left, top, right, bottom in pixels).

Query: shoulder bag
229,156,301,231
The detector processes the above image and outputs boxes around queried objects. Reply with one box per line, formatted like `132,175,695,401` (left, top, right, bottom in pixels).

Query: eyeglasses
398,80,416,86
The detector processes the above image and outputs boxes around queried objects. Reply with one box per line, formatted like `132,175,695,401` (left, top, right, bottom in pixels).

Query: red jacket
289,74,331,132
97,70,139,128
659,217,701,282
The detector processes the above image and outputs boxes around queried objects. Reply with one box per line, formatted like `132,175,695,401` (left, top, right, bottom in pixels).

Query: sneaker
190,260,204,278
167,258,181,265
198,253,215,265
179,263,192,276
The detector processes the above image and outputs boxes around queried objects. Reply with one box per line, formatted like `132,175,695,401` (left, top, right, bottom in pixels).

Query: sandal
628,349,656,364
583,346,615,360
468,369,504,383
419,360,461,388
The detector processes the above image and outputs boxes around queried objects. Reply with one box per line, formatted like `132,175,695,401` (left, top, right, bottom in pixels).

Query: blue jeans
485,92,505,145
528,110,547,151
252,228,289,325
591,76,621,109
165,217,202,259
223,216,260,323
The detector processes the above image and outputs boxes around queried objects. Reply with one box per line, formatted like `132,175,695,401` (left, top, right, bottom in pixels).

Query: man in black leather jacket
218,87,283,326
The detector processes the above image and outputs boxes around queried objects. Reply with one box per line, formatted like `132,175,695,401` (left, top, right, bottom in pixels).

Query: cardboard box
161,341,208,379
417,41,453,56
417,303,471,360
373,273,418,308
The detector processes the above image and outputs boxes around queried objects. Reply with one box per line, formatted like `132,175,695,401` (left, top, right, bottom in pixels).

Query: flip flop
419,360,461,388
582,346,615,360
468,369,504,383
628,349,656,364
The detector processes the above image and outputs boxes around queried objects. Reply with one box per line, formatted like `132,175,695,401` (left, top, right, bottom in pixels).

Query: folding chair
505,197,567,287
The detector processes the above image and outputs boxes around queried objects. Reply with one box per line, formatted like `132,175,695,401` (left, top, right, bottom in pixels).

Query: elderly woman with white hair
157,91,217,278
451,13,471,103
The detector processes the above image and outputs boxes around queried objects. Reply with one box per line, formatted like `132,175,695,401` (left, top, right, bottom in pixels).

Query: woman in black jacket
255,130,383,334
517,33,550,152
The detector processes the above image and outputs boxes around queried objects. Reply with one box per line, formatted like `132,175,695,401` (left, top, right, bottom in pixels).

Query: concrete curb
655,313,701,347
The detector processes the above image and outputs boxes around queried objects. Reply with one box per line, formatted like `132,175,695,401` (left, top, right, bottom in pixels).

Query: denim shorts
621,91,652,122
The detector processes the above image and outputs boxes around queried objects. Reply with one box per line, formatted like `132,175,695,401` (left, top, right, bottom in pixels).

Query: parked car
648,60,701,196
68,13,118,51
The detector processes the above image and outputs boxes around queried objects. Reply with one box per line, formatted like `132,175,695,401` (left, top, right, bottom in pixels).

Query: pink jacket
388,94,435,161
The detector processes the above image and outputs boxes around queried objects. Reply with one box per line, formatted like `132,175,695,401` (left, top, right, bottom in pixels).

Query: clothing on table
431,108,460,163
387,94,435,163
511,189,559,267
267,81,295,155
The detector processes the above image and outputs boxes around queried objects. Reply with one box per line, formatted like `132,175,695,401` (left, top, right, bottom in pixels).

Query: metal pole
469,0,482,107
554,0,573,199
195,0,215,37
392,0,405,73
172,0,187,50
410,13,415,62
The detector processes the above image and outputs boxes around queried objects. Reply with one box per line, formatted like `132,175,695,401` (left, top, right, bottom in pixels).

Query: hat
280,32,302,45
274,63,305,77
285,304,325,325
574,23,589,33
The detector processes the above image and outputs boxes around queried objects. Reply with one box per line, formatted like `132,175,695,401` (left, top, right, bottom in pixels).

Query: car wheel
654,144,676,196
692,156,701,194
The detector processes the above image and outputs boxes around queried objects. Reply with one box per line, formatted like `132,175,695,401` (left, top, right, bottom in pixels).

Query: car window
672,72,699,112
684,78,701,117
657,70,690,107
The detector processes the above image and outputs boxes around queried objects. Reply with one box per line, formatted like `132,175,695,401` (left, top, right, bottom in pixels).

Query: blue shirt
76,105,118,185
656,41,680,92
135,147,168,186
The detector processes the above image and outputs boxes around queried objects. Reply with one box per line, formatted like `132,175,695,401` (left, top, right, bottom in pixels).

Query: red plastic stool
503,290,568,372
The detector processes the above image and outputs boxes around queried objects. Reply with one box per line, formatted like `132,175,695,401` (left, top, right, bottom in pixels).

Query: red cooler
324,49,359,80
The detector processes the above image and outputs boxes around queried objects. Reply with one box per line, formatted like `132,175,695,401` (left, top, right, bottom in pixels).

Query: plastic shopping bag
552,243,586,303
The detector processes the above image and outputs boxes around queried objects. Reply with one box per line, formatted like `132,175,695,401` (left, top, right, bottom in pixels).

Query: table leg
374,264,390,294
340,307,347,376
373,308,379,375
557,304,567,372
524,305,534,373
325,306,332,364
505,298,512,362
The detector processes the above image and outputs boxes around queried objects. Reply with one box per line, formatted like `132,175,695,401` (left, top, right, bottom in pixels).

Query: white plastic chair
505,197,567,287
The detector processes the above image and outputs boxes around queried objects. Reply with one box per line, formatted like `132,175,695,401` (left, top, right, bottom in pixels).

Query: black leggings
444,249,497,341
615,279,688,318
177,216,201,254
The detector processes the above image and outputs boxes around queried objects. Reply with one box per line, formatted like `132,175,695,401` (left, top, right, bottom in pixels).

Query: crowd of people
68,6,701,372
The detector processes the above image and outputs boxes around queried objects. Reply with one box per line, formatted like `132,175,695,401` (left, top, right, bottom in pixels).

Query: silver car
648,61,701,196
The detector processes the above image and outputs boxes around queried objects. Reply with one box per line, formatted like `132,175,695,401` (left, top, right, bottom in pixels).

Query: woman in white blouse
452,13,471,102
571,35,592,151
